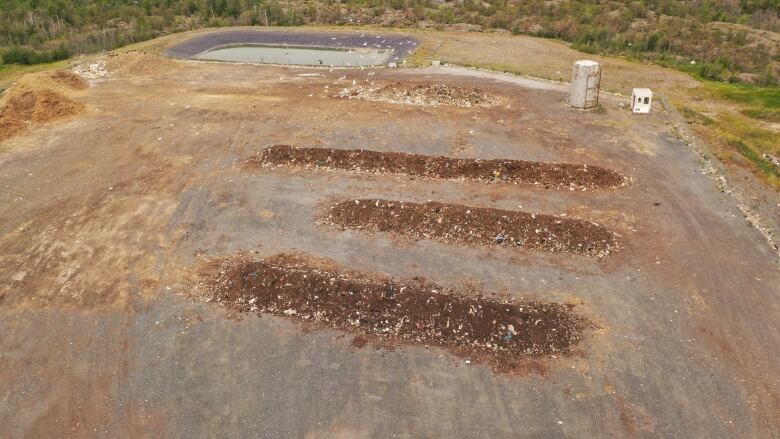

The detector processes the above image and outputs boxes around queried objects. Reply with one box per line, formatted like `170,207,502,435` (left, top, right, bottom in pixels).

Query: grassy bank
680,81,780,187
0,60,71,93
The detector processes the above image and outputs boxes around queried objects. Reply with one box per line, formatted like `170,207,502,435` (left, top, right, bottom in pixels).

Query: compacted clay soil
323,199,619,258
194,253,588,373
251,144,628,190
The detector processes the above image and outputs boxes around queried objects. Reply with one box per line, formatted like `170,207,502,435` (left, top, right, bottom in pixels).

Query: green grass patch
704,82,780,109
728,137,780,180
1,45,70,66
714,112,780,186
742,108,780,123
718,114,780,153
717,113,779,153
405,44,433,68
680,99,780,188
680,106,715,125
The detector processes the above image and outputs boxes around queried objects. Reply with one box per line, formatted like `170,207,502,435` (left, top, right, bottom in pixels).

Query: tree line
1,0,778,84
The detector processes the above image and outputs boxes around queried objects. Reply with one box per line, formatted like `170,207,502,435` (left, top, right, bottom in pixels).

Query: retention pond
167,30,419,66
196,44,392,67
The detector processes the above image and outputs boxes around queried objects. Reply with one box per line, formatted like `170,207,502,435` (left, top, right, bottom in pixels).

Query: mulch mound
323,199,619,258
193,253,589,374
0,89,85,141
250,144,627,190
105,51,178,76
336,82,508,108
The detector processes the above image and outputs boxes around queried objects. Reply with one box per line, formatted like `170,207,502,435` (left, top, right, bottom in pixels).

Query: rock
449,23,482,32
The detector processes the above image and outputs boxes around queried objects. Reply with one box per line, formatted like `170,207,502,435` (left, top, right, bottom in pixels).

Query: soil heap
337,82,508,108
0,70,86,142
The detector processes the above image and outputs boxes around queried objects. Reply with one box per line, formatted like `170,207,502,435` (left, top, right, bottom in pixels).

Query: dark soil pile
323,199,619,258
49,70,88,90
336,82,507,108
250,144,627,190
195,253,588,373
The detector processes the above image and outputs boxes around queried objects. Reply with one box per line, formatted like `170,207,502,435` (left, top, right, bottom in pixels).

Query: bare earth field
0,33,779,437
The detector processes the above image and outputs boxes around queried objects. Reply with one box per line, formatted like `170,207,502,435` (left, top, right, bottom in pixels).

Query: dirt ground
1,36,779,438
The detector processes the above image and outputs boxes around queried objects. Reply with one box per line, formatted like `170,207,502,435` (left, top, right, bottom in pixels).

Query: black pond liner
166,30,419,63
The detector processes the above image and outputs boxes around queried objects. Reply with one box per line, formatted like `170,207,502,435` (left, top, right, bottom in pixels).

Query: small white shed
570,60,601,109
631,88,653,113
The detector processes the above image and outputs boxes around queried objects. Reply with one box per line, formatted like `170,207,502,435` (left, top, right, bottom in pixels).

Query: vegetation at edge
1,0,779,86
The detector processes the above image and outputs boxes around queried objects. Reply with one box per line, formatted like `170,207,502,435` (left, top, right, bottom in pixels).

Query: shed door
585,73,600,107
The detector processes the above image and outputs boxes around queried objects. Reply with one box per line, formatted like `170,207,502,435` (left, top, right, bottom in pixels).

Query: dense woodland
1,0,779,84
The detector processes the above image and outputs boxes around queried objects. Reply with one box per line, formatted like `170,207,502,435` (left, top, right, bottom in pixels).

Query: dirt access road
1,31,779,438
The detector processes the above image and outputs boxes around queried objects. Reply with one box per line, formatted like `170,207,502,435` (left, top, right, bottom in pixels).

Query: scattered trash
763,153,780,169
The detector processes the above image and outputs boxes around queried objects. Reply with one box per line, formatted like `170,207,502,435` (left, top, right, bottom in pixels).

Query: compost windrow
336,82,507,108
195,253,588,373
323,199,618,258
250,144,627,190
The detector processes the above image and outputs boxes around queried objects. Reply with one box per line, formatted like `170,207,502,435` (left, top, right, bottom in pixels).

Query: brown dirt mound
336,82,507,108
48,70,88,90
194,253,589,374
105,50,178,76
4,89,85,122
323,199,619,258
0,118,27,141
250,144,628,190
0,89,85,141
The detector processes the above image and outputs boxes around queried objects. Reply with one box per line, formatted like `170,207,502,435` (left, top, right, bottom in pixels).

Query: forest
1,0,779,84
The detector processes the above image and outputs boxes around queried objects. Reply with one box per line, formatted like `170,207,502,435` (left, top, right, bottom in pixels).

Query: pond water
195,44,392,67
